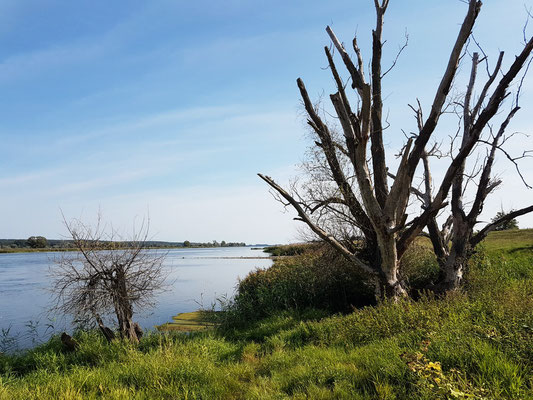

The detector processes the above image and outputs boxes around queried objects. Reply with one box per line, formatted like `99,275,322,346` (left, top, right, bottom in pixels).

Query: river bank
1,231,531,398
1,241,531,399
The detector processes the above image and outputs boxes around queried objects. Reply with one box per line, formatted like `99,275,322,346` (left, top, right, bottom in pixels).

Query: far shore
0,246,271,255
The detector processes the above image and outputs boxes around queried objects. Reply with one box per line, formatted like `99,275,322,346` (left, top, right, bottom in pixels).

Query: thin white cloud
78,183,301,244
2,103,301,177
0,181,301,243
0,39,108,84
0,2,156,84
49,104,243,148
0,167,64,186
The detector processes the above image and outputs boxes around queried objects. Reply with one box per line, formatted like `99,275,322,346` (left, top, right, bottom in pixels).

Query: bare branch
472,51,504,118
391,0,482,210
471,205,533,246
326,25,366,92
382,30,409,78
258,173,376,275
399,34,533,256
370,0,390,208
308,197,347,214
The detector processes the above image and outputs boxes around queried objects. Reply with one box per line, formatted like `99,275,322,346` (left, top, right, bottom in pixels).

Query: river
0,247,271,350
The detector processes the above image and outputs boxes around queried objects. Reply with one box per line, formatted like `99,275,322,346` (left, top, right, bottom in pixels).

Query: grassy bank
483,228,533,252
0,231,532,399
0,248,77,254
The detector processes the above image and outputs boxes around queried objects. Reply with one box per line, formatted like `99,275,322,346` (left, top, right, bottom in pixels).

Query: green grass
0,245,211,254
0,230,532,399
264,243,317,257
156,311,217,332
483,228,533,252
0,248,75,254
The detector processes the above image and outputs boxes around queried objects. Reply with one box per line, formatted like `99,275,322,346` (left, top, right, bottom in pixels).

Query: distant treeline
0,237,246,251
181,240,246,248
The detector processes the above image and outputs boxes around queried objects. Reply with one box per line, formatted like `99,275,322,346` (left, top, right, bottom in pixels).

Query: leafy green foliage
26,236,48,249
264,243,316,256
491,211,519,231
399,243,440,293
221,245,375,326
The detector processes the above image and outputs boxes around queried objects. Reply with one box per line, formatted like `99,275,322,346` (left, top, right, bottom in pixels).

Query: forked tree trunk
428,216,474,293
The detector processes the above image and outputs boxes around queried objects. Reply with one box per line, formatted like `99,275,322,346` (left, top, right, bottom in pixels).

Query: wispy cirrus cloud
0,40,108,83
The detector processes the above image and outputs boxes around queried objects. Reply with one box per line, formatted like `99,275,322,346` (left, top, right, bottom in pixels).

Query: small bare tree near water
51,215,167,343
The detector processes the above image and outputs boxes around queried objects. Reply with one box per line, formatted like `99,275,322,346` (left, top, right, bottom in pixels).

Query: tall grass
219,246,375,327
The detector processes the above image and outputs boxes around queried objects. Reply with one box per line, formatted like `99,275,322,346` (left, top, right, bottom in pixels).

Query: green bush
264,243,317,257
221,246,376,326
400,242,440,293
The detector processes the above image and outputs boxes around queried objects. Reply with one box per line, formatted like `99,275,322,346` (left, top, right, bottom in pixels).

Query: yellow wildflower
428,361,442,371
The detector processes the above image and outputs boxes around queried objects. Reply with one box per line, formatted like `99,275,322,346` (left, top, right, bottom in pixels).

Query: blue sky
1,0,532,243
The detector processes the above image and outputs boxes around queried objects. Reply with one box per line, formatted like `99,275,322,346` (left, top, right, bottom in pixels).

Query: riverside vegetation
0,230,532,399
0,238,246,253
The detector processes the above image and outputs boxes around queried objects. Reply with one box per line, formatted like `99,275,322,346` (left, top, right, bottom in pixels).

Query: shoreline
0,246,270,255
0,249,275,260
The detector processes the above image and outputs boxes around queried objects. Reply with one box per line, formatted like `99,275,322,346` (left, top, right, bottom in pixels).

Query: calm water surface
0,247,271,349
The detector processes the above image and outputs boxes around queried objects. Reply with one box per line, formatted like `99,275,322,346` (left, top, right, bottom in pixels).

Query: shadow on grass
508,245,533,253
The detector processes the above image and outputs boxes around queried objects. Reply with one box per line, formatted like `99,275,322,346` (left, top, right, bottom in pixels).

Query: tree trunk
375,233,407,300
440,250,468,291
437,222,472,292
115,300,138,343
113,268,139,343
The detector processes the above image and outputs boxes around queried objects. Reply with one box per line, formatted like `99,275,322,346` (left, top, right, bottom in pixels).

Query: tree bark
95,314,116,342
375,231,407,299
438,221,471,292
113,267,139,343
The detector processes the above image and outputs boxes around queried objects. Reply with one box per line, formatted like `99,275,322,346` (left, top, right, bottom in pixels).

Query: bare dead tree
404,41,533,292
51,215,167,342
259,0,533,299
